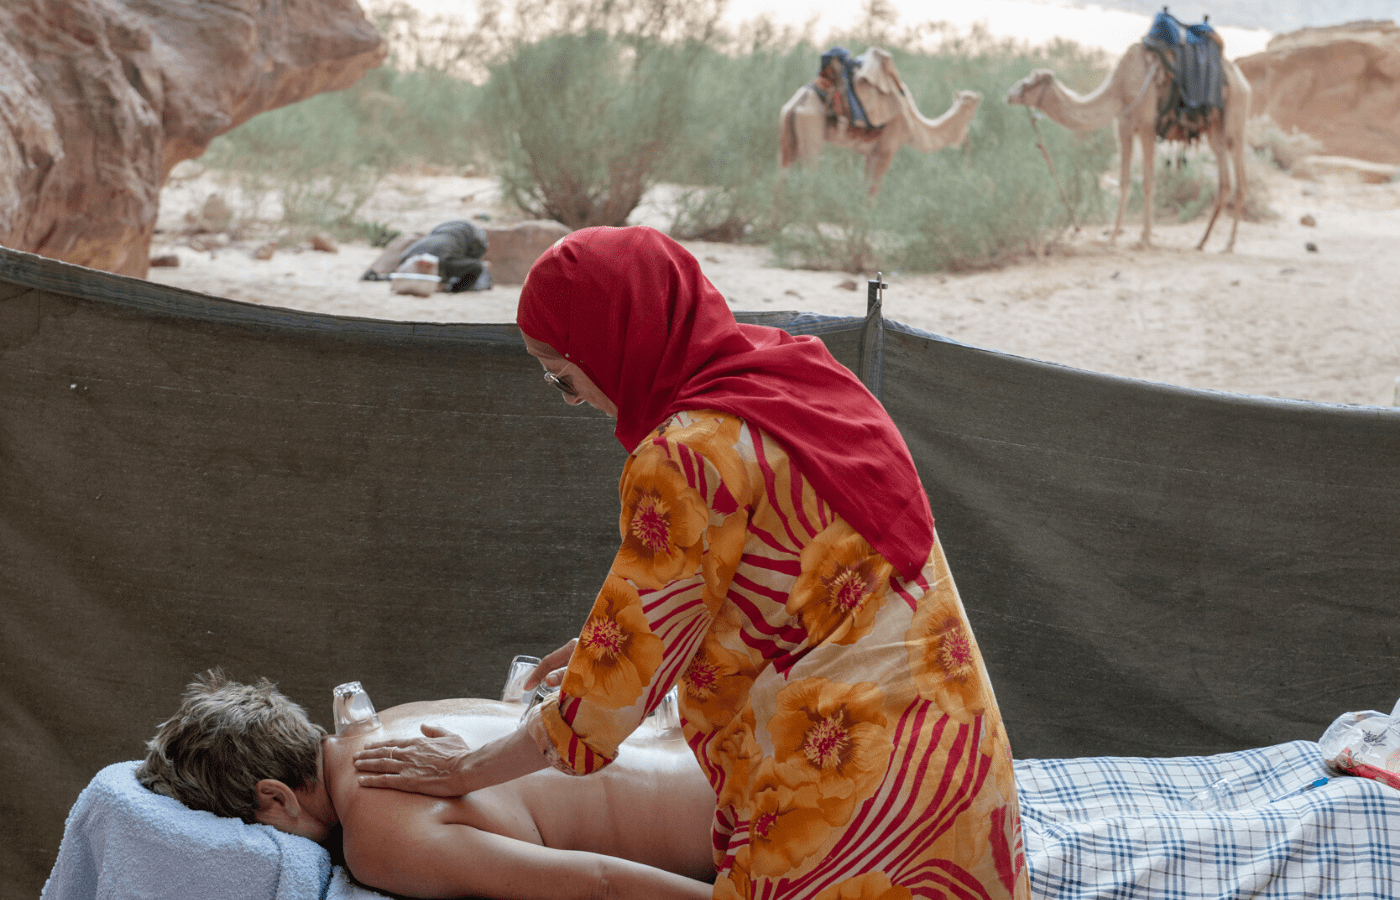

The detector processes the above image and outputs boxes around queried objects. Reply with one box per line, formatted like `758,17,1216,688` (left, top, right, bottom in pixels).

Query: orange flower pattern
788,521,893,645
543,411,1028,900
905,552,993,725
813,872,912,900
614,440,709,590
565,574,665,711
769,677,892,826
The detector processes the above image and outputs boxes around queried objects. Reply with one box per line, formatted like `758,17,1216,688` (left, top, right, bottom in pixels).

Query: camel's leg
1223,131,1247,252
1110,117,1134,244
1139,128,1156,247
864,142,896,198
1196,126,1230,251
794,110,826,167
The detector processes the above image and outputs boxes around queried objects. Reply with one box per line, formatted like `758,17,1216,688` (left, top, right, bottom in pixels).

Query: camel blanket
1143,11,1226,141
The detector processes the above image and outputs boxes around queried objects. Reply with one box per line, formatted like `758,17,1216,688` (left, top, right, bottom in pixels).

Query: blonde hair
136,670,324,822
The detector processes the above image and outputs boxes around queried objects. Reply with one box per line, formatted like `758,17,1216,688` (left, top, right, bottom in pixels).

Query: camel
1006,40,1251,251
779,47,982,197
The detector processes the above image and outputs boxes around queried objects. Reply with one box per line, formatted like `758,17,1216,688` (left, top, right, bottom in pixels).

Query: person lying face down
136,671,716,900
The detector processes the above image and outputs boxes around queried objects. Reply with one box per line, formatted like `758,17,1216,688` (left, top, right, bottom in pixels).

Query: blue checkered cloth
1016,740,1400,899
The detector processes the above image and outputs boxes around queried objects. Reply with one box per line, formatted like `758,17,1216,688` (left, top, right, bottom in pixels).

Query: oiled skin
322,698,716,897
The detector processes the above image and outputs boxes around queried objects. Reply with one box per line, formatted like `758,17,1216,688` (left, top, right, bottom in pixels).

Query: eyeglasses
543,371,578,397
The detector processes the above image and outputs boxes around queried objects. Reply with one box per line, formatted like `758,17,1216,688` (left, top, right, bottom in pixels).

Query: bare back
323,698,716,882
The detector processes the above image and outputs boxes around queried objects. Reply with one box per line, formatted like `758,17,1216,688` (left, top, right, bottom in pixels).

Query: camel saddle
811,47,881,138
1142,9,1225,143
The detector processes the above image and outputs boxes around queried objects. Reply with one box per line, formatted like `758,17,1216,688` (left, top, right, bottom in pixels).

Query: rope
1024,107,1080,234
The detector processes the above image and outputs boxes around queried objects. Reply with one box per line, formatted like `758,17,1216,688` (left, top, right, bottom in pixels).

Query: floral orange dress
532,410,1029,900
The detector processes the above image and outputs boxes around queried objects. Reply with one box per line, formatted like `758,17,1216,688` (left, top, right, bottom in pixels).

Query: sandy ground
147,163,1400,408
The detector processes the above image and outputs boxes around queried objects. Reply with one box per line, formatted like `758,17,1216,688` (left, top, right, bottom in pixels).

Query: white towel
42,761,332,900
326,866,394,900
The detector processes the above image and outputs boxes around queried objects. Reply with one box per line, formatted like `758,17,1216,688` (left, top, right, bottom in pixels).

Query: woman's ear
253,779,301,828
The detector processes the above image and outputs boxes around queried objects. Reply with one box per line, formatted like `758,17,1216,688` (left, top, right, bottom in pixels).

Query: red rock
483,220,571,285
1239,21,1400,166
0,0,384,277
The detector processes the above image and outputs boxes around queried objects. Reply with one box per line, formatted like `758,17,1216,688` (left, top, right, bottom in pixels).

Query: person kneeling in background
362,220,493,293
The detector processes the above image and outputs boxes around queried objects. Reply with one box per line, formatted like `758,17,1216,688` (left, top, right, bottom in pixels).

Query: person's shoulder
647,411,756,495
380,697,520,727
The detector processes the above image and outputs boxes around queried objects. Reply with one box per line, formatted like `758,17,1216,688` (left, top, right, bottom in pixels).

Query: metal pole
867,271,886,316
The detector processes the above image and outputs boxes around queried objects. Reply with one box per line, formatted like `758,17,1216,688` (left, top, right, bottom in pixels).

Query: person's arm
355,716,549,796
533,416,753,775
356,416,751,789
344,810,712,900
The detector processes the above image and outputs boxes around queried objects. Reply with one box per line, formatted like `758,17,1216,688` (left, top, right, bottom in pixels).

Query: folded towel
42,761,332,900
327,865,394,900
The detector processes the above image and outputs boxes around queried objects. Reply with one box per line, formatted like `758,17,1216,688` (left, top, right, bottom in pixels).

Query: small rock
310,232,338,253
188,233,229,252
1230,279,1240,286
837,279,859,291
253,242,277,260
784,289,801,298
1300,214,1317,227
483,220,570,284
168,160,205,181
149,254,180,267
1305,242,1318,253
187,194,232,233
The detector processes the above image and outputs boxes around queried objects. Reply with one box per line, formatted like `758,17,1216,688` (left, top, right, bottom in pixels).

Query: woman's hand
354,724,472,796
524,638,577,692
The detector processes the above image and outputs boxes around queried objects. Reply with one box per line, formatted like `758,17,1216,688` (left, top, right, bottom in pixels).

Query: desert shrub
1247,114,1323,172
201,88,396,236
475,0,725,229
661,36,817,240
765,158,886,272
478,32,703,228
1127,145,1275,225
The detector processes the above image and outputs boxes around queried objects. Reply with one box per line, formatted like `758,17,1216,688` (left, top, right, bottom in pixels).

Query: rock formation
0,0,385,277
1238,20,1400,165
483,221,572,285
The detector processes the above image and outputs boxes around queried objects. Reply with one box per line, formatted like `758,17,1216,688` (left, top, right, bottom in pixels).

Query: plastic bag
1319,696,1400,790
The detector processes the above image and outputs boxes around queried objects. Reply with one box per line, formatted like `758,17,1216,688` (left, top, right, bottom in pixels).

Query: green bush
201,88,396,237
478,31,703,228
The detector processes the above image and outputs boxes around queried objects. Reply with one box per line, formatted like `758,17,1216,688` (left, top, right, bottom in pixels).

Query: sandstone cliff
0,0,385,277
1238,20,1400,166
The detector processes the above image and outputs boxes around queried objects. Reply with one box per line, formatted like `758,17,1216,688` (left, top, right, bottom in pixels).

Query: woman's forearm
355,719,551,796
452,722,551,794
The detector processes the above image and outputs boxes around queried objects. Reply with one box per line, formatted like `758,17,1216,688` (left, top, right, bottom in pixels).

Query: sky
400,0,1279,57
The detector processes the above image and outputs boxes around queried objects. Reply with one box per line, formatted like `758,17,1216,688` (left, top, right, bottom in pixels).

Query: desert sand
146,162,1400,408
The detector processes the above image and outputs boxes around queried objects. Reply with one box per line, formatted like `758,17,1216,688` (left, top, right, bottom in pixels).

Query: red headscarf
516,226,933,581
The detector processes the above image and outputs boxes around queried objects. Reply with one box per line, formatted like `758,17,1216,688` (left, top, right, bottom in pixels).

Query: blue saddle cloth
1142,10,1225,139
818,47,873,130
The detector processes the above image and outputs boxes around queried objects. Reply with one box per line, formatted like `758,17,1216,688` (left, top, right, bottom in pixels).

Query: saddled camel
1006,40,1251,251
779,47,981,197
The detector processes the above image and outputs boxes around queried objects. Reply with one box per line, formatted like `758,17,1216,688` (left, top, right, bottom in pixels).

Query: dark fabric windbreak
2,246,1397,897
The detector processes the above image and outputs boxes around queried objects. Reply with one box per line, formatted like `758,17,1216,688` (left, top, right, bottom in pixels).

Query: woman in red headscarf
357,227,1028,900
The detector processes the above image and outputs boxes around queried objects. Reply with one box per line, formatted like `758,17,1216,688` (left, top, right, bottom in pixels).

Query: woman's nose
564,393,584,406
